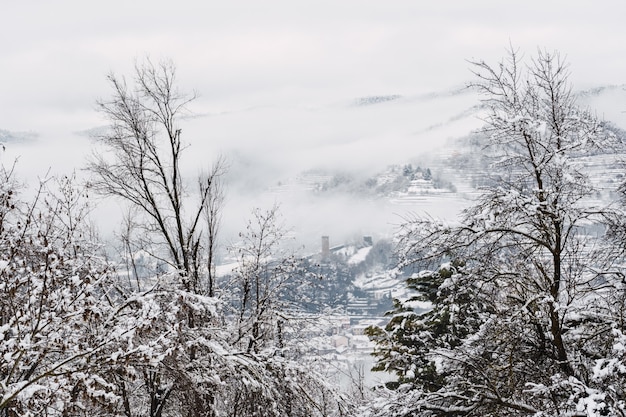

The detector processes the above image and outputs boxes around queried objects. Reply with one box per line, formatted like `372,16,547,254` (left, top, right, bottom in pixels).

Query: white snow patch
215,262,238,277
348,246,372,265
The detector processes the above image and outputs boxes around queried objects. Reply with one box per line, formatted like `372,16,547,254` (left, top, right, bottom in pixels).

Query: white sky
2,1,626,249
2,1,625,131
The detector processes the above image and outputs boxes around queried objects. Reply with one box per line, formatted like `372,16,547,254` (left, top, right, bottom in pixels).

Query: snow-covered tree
365,259,489,393
366,48,626,416
227,205,307,354
85,60,348,417
0,172,174,416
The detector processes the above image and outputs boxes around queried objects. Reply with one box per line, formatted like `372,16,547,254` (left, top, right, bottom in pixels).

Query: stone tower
321,236,330,258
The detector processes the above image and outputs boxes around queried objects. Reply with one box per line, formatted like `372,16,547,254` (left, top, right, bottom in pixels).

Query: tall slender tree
88,59,223,294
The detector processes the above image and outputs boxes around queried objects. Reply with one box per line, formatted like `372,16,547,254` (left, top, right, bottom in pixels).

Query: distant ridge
353,95,401,106
75,125,109,139
0,129,38,144
576,84,626,98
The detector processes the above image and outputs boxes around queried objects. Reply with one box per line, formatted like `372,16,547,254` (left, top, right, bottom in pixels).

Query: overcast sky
2,1,626,248
2,1,626,132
